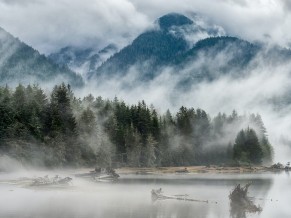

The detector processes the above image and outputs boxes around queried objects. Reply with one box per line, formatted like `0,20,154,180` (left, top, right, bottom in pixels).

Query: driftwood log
31,175,72,186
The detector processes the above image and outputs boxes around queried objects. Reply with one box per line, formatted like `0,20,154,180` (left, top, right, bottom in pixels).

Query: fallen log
31,175,72,186
75,168,120,180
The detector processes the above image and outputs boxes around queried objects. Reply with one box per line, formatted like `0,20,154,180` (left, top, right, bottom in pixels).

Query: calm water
0,171,290,218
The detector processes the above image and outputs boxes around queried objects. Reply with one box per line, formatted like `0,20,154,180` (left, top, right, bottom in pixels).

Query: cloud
225,0,248,7
0,0,39,6
0,0,291,54
282,0,291,11
132,0,291,46
0,0,151,53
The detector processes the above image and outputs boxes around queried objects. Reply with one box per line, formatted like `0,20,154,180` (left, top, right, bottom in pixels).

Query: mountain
48,44,118,78
89,13,227,80
92,28,189,80
0,27,84,87
88,13,291,83
174,36,261,82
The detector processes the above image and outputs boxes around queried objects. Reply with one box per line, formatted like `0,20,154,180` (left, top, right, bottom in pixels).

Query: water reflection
229,184,262,218
0,172,287,218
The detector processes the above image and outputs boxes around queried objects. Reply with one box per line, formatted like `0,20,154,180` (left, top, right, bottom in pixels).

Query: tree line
0,84,273,168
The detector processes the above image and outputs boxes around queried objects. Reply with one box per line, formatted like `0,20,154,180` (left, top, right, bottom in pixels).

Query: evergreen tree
151,109,160,140
0,84,274,167
233,128,263,164
49,83,76,136
125,125,142,167
144,134,158,167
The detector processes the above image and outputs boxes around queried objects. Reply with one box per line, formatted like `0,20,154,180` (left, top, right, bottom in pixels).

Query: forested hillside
0,27,84,87
0,84,273,168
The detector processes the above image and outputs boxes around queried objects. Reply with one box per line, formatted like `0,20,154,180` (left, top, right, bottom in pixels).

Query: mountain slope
0,27,84,87
93,29,189,80
89,13,291,84
89,13,230,80
174,36,261,81
48,44,118,78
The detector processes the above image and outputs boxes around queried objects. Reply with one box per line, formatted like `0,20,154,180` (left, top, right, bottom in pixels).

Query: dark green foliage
0,84,83,167
249,114,273,164
48,84,77,136
78,107,96,134
233,128,263,164
0,84,273,168
0,86,14,140
176,106,195,136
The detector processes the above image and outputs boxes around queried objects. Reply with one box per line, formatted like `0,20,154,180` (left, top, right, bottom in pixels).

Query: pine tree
125,125,142,167
49,83,76,136
151,109,160,140
233,128,263,164
78,107,96,134
0,86,13,140
144,134,158,167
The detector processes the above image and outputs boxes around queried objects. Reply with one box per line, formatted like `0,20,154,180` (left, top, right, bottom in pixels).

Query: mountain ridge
86,13,291,84
0,27,84,87
48,44,118,78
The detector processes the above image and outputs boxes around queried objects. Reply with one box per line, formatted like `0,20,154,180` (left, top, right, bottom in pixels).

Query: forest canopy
0,84,273,168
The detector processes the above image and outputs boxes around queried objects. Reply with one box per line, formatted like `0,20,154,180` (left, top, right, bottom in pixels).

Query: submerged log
151,188,217,204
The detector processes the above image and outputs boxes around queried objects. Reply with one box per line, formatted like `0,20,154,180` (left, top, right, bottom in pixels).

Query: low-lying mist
78,50,291,163
0,169,287,218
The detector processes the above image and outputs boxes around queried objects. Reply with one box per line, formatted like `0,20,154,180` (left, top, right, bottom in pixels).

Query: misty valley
1,3,291,218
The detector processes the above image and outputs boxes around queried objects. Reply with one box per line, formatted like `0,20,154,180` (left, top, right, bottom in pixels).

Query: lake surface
0,170,290,218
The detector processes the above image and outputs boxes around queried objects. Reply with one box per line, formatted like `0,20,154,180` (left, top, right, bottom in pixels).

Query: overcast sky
0,0,290,54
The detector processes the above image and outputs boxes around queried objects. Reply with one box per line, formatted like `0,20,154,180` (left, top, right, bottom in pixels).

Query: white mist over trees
0,84,273,168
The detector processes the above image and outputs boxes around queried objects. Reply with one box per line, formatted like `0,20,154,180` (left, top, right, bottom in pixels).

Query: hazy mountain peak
155,13,226,47
157,13,194,30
